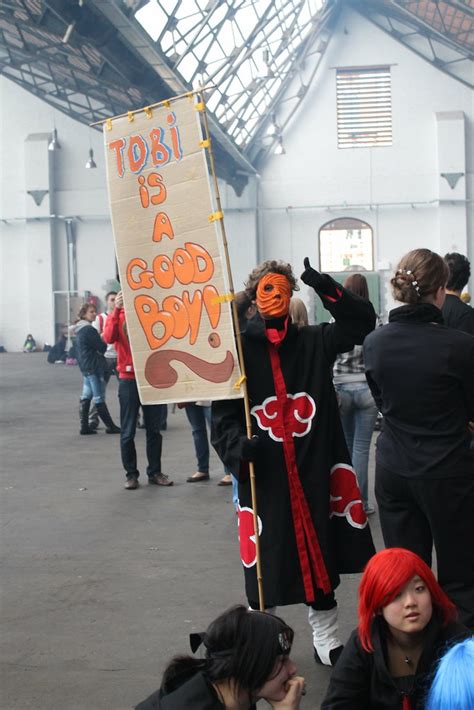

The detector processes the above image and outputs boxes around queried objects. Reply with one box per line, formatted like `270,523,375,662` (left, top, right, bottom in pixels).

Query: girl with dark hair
333,273,378,514
321,548,468,709
363,249,474,627
135,605,305,709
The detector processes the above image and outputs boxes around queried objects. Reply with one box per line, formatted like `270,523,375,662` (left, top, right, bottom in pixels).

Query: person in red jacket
103,291,173,490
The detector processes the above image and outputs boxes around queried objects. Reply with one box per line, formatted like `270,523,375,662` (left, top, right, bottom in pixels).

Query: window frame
318,217,375,272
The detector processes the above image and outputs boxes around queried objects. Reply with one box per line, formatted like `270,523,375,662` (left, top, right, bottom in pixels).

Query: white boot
308,606,343,666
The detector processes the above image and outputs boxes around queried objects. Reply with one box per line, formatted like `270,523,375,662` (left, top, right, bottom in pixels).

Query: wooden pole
198,89,265,612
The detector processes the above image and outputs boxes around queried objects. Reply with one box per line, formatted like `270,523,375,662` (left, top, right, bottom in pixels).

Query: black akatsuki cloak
212,276,376,608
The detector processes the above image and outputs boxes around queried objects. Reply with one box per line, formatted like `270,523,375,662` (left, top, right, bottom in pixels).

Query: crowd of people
67,248,472,708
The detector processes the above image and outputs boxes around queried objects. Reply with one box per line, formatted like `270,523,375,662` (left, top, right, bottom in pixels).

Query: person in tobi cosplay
134,605,305,710
321,548,470,710
212,259,376,666
425,637,474,710
363,248,474,627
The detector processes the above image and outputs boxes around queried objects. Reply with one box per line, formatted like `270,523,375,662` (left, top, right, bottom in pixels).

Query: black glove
240,435,261,462
300,257,340,299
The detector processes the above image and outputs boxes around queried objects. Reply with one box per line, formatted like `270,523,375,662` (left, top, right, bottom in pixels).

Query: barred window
336,67,392,148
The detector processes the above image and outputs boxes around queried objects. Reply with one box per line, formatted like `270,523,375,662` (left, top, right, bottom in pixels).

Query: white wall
219,177,258,292
0,77,116,350
255,6,473,318
1,8,473,348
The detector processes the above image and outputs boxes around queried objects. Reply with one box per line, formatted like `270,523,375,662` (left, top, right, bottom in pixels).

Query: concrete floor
0,354,383,710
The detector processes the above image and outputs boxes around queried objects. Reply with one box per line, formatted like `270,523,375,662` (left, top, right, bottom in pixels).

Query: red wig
358,548,457,652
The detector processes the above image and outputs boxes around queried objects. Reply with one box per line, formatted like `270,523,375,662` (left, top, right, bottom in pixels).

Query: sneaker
148,473,173,486
125,478,139,490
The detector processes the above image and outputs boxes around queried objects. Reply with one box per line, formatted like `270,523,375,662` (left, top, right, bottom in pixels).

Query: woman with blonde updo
363,249,474,629
289,298,309,328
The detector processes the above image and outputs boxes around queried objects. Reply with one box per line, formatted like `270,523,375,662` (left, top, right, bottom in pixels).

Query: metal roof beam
353,1,473,89
91,0,255,175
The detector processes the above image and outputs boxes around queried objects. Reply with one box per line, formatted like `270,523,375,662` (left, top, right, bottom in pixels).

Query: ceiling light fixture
85,148,97,169
48,128,61,151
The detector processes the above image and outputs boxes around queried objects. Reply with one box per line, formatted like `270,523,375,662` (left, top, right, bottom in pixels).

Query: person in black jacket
212,259,375,667
321,548,469,710
442,252,474,335
364,249,474,628
135,605,305,710
74,303,120,436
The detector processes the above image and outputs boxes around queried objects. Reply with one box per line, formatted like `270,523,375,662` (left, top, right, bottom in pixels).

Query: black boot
79,399,97,435
88,402,100,431
96,402,120,434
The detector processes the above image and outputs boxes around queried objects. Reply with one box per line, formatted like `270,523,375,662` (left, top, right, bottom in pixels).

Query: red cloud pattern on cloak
251,392,316,442
329,463,368,529
238,506,262,568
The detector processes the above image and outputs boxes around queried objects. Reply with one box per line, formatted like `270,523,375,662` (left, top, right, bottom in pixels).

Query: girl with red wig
321,549,469,709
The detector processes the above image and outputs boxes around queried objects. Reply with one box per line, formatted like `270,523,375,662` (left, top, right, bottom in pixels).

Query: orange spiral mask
256,273,292,318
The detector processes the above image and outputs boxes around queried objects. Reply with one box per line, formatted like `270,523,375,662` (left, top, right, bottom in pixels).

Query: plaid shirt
333,344,365,381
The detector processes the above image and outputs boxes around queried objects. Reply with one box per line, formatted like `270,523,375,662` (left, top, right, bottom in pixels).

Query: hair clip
278,631,292,654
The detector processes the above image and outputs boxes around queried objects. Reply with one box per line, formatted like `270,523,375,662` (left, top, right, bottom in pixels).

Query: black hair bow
189,632,234,658
189,632,206,654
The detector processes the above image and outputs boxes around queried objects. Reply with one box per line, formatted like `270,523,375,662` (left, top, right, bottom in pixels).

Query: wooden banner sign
104,96,243,404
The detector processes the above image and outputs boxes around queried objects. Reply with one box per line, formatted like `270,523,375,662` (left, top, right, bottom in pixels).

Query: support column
24,132,55,345
435,111,468,256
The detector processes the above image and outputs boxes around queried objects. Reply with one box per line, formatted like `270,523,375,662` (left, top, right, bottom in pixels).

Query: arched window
319,218,374,272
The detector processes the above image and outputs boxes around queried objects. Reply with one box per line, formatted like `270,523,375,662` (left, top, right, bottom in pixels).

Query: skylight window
135,0,326,148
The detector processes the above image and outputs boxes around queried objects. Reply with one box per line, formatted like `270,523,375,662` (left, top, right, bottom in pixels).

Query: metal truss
246,0,339,164
0,0,166,125
352,0,473,88
0,0,255,193
135,0,329,152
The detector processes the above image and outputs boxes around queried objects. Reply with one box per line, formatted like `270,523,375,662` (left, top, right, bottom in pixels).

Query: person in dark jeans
184,402,236,490
103,292,173,490
74,303,120,436
119,379,166,487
